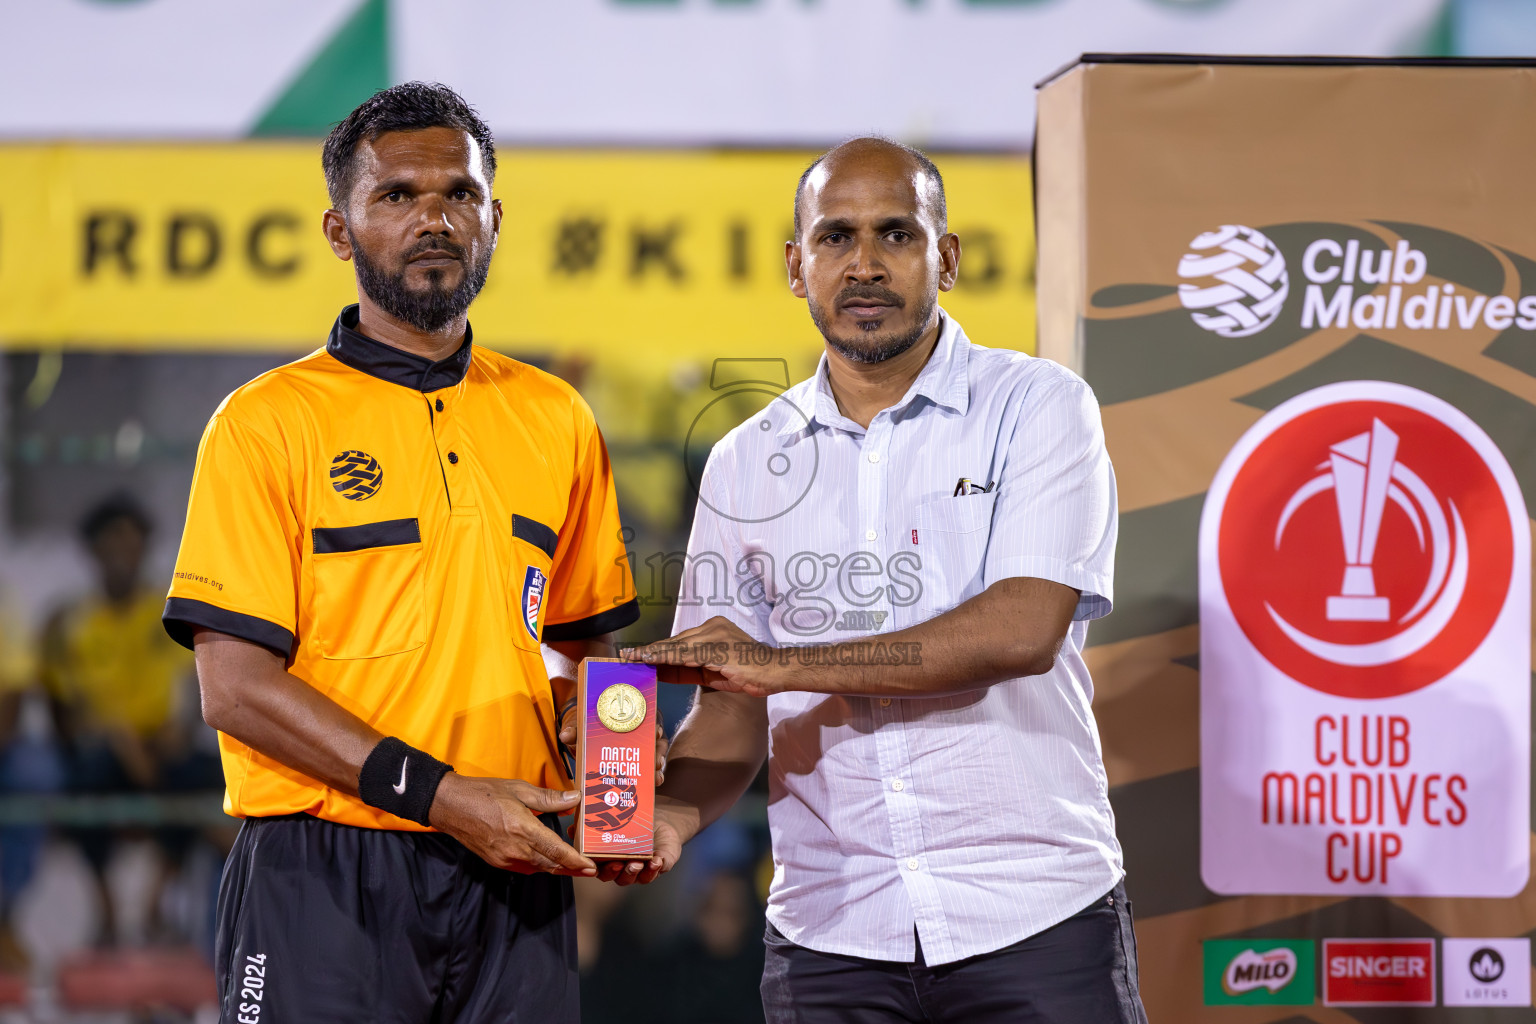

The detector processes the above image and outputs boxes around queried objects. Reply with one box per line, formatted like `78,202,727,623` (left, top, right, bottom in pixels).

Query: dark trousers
760,882,1148,1024
216,814,577,1024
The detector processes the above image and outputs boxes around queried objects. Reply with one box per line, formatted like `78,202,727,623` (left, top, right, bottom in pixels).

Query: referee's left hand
560,704,669,785
429,773,598,877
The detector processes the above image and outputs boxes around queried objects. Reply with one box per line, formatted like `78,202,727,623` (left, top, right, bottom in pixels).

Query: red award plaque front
575,659,656,858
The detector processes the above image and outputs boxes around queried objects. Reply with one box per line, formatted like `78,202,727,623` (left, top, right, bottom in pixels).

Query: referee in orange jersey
162,83,654,1022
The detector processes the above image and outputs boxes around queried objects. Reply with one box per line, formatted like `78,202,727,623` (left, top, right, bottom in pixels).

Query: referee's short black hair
793,136,947,240
80,492,152,544
322,82,497,209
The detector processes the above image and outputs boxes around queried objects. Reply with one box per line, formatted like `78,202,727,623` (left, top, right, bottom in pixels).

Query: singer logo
1322,939,1435,1007
1211,383,1515,698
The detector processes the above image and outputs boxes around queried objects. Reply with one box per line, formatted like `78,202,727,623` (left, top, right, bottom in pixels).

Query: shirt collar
325,304,473,392
782,310,971,439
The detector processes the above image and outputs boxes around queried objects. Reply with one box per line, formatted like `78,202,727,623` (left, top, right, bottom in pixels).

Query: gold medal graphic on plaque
596,683,646,733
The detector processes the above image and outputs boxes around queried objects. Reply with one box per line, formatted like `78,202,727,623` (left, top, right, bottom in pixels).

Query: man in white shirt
619,137,1147,1023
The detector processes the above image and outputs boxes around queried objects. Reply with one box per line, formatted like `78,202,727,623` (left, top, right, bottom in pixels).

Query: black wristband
358,737,453,826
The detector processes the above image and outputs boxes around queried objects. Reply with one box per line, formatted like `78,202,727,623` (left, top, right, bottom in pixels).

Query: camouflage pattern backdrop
1037,57,1536,1020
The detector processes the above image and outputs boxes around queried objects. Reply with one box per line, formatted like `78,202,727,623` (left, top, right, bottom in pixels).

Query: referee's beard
350,230,493,334
809,285,937,365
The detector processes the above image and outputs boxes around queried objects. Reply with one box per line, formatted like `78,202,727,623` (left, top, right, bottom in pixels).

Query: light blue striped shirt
674,312,1123,965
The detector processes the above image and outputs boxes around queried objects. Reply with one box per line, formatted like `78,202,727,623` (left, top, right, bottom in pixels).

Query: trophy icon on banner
1326,419,1398,622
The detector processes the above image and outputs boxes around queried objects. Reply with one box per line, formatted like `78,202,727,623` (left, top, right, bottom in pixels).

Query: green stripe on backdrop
251,0,390,137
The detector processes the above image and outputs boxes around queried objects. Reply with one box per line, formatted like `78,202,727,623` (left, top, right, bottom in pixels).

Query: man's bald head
793,137,947,240
786,136,960,367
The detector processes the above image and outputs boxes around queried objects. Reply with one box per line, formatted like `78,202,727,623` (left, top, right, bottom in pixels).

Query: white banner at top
395,0,1445,147
1,0,1444,144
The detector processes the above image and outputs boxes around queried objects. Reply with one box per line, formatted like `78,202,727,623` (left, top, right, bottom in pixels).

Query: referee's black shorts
215,813,577,1023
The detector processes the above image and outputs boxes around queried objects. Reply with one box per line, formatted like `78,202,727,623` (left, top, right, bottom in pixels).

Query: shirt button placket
860,417,922,907
860,419,888,552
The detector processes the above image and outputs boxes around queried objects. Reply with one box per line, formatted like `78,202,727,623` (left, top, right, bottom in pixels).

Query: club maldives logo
1179,225,1290,337
1176,223,1536,337
330,449,384,500
1209,382,1516,698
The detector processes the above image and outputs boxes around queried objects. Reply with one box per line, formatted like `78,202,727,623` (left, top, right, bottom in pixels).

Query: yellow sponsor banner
0,144,1034,361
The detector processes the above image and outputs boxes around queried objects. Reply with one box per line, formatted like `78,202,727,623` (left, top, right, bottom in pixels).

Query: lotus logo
1470,947,1505,983
1178,225,1289,338
1223,948,1297,995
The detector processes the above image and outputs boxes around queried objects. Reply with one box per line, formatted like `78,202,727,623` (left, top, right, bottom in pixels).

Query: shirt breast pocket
508,514,558,652
311,518,425,660
911,493,996,613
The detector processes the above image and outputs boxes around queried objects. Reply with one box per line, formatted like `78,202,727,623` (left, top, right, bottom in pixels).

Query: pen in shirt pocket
952,477,996,497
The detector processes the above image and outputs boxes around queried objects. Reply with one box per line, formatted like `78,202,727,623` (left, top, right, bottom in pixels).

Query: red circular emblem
1215,392,1514,698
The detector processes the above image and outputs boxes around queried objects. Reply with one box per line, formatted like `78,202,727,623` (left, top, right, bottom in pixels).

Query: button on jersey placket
426,390,467,509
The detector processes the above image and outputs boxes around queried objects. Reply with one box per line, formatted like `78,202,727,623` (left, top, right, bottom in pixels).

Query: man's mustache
404,237,466,261
836,285,904,307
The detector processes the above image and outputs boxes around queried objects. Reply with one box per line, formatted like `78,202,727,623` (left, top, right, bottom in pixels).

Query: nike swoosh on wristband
394,758,409,795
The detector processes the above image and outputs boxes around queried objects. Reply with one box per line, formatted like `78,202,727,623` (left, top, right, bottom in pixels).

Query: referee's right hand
429,773,598,876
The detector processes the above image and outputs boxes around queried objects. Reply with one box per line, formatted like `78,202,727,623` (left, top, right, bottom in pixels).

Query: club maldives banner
1202,381,1528,897
1037,57,1536,1019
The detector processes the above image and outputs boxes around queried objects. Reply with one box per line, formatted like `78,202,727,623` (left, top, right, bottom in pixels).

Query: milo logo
1224,948,1297,995
1204,939,1315,1006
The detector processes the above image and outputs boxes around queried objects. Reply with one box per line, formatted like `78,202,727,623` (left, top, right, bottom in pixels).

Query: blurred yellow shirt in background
41,591,192,738
0,596,34,697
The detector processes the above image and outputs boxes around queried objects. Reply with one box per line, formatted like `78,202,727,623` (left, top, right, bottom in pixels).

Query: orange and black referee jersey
163,304,638,830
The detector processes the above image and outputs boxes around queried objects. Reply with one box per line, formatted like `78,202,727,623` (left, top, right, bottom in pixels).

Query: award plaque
575,658,656,858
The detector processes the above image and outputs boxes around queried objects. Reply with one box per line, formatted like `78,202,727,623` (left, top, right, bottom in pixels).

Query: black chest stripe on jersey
312,518,422,554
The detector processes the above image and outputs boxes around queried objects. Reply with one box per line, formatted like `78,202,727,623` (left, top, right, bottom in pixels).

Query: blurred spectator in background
39,494,219,946
580,816,767,1024
0,591,62,969
664,819,766,1024
668,871,766,1024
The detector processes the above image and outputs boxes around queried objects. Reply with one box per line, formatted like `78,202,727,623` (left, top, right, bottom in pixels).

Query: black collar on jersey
326,304,473,392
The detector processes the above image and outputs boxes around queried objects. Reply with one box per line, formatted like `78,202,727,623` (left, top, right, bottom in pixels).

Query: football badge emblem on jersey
329,450,384,500
522,565,547,639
